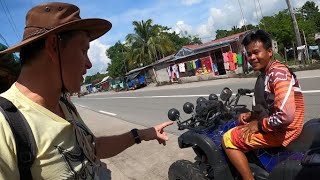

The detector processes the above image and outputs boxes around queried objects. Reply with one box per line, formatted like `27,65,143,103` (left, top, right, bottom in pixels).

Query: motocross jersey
253,60,305,146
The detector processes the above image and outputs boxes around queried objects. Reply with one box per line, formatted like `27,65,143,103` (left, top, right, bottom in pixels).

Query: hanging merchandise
237,53,243,65
223,52,229,71
233,53,237,63
213,63,218,73
201,57,213,74
178,63,186,72
223,52,229,62
228,51,236,71
192,60,196,69
195,59,201,68
172,64,180,79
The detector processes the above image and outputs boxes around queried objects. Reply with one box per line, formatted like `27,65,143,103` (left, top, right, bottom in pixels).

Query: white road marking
301,90,320,94
299,76,320,79
99,110,117,116
74,103,87,108
84,90,320,100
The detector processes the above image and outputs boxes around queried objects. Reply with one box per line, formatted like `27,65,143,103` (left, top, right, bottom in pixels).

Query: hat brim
0,18,112,55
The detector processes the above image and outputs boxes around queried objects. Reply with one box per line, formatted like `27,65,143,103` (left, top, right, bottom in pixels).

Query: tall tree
106,41,128,78
126,19,175,66
300,1,319,20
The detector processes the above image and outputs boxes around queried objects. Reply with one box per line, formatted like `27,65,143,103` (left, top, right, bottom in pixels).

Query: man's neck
16,66,62,116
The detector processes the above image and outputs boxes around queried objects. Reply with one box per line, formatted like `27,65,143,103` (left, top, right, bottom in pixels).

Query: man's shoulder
267,61,291,83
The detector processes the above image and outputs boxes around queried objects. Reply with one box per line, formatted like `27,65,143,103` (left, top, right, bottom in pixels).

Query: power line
0,0,19,40
237,0,247,30
253,0,260,28
0,33,9,46
256,0,266,30
257,0,264,18
2,0,19,34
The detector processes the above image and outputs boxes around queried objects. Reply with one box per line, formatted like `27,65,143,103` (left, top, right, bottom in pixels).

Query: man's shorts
223,127,284,151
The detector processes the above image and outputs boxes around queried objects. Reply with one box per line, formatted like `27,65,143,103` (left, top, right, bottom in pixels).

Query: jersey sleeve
0,113,20,179
260,67,296,132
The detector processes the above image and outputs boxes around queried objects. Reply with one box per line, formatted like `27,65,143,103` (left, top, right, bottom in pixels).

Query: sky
0,0,319,76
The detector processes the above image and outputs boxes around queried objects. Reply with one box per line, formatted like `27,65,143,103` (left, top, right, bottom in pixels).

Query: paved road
73,70,320,135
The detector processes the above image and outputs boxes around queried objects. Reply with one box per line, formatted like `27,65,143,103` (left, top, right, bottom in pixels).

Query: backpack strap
0,96,36,180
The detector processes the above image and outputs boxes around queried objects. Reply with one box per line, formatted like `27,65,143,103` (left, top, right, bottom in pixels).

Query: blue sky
0,0,319,75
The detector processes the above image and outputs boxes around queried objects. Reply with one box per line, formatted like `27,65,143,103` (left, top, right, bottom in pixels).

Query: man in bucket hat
0,2,173,179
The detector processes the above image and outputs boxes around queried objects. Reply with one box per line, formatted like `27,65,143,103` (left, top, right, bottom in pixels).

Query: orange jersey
259,60,305,146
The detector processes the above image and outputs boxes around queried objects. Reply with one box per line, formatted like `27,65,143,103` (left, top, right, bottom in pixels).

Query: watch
131,128,141,144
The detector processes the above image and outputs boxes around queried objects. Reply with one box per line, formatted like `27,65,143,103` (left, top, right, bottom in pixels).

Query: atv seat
286,119,320,152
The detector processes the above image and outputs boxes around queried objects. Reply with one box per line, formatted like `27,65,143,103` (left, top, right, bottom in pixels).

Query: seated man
222,30,305,180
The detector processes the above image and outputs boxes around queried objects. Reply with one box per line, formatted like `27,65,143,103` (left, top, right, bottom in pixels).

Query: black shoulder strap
0,97,36,180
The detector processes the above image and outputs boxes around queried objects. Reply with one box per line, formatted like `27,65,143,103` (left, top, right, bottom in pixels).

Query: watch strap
131,128,141,144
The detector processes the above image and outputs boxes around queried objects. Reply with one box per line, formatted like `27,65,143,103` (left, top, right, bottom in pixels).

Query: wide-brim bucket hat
0,2,112,55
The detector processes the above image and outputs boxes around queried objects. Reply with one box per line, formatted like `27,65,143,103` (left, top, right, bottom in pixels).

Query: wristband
131,128,141,144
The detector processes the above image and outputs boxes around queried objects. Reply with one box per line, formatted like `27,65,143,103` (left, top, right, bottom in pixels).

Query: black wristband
131,128,141,144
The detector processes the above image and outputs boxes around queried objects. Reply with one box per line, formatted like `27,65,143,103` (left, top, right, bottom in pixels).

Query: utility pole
286,0,304,64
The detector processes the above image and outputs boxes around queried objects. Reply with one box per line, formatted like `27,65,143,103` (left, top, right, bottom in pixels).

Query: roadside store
156,31,250,84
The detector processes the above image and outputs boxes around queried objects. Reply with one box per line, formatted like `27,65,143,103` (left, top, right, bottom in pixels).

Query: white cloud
87,40,111,76
192,0,319,42
181,0,202,6
174,21,193,37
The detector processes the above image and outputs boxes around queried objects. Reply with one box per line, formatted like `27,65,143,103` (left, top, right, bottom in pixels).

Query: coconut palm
126,19,175,67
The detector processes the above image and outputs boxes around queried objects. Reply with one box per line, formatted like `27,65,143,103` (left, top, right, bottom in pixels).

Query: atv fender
178,131,234,179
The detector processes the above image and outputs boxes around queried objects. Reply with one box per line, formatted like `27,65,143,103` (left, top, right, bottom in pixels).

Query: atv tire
168,160,207,180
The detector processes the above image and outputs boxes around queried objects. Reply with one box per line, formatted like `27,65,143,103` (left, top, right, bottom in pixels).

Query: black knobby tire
168,160,208,180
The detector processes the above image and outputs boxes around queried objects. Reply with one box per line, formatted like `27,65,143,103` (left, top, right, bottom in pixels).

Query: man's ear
267,48,273,58
45,34,59,64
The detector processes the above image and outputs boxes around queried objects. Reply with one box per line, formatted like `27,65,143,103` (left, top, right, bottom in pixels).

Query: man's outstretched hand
140,121,174,145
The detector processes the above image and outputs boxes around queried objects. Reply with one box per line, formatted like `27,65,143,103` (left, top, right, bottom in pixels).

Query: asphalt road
72,70,320,135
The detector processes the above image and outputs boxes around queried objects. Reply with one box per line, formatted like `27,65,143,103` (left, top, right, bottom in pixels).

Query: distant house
94,76,111,91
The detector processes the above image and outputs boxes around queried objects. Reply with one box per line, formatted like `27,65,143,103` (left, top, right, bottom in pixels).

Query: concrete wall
154,64,170,83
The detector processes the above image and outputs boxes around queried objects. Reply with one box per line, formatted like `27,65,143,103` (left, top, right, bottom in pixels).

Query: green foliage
273,52,285,62
125,19,175,67
215,24,257,39
84,72,108,85
106,41,128,78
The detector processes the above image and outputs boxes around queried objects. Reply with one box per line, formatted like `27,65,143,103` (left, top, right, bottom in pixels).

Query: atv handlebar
169,87,253,132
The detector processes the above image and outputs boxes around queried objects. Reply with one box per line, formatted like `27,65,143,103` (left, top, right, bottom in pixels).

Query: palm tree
126,19,175,67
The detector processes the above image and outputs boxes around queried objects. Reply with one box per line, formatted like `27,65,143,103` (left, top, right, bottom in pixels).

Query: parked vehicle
167,87,320,180
126,72,147,90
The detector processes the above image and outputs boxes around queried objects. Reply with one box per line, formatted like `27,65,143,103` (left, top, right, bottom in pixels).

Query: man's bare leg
222,143,254,180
